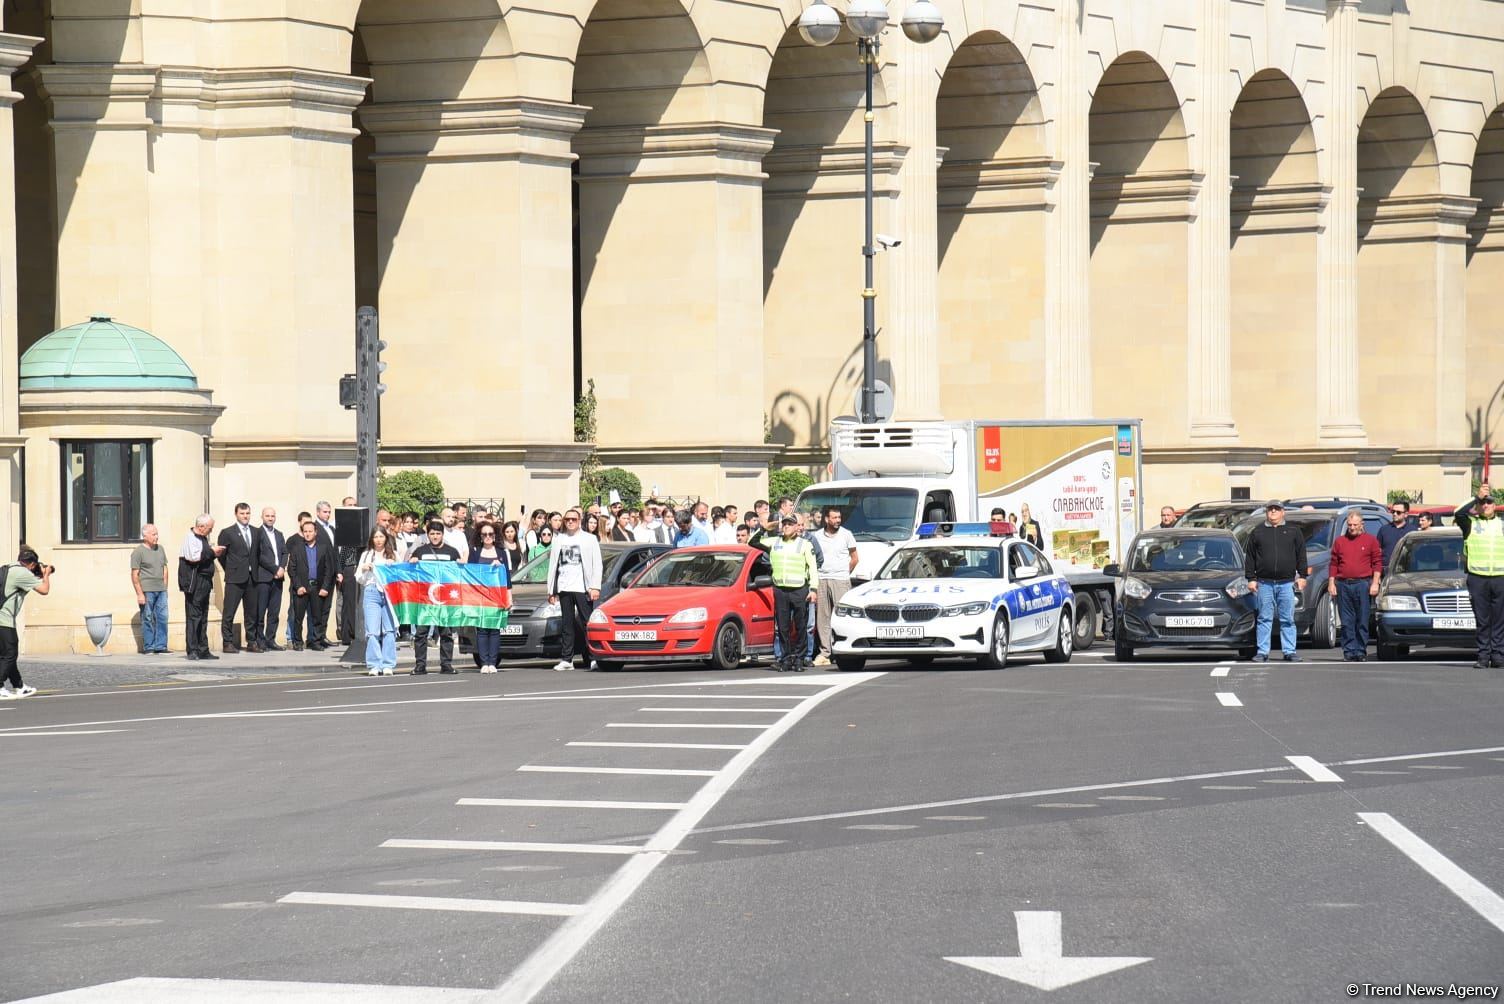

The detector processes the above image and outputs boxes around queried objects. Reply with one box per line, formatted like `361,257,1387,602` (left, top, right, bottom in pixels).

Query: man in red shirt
1329,511,1382,661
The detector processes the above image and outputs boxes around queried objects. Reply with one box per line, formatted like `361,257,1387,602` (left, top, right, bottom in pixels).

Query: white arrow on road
945,911,1151,991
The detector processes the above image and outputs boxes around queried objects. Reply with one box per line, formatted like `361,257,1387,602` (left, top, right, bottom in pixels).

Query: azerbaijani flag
377,562,511,629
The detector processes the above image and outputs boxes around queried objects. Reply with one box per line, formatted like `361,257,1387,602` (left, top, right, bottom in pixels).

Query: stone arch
1357,86,1440,234
761,21,894,450
933,29,1048,421
1227,69,1319,448
572,0,715,131
1087,51,1190,443
1466,105,1504,451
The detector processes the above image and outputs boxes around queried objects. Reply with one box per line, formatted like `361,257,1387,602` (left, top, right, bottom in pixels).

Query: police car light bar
917,520,1014,539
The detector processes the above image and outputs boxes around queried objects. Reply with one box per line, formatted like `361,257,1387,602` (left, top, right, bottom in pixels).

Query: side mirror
850,576,869,587
750,574,773,590
1015,564,1040,580
1102,563,1121,578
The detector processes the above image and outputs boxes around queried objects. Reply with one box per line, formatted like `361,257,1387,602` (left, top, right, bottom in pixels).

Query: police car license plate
500,626,525,636
1433,617,1475,631
615,630,657,642
876,626,923,640
1166,616,1215,628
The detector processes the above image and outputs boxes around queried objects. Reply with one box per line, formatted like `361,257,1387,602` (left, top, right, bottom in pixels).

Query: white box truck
794,419,1144,649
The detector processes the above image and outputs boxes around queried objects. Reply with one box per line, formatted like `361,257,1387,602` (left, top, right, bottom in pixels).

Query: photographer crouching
0,548,53,699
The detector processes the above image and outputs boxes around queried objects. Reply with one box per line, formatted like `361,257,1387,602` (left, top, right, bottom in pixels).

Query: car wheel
1071,593,1098,651
708,621,744,672
1311,594,1338,650
1376,643,1406,661
834,655,866,672
1044,607,1074,664
979,613,1010,670
595,660,623,672
1114,639,1135,662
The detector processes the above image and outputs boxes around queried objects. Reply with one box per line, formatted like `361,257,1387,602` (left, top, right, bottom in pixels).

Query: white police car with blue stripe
829,522,1075,670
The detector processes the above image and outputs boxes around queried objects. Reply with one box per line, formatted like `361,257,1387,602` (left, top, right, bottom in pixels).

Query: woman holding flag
469,524,506,673
355,527,400,675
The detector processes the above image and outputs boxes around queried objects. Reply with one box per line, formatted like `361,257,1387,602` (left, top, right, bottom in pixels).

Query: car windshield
1392,536,1463,573
877,545,1002,580
513,547,628,585
796,488,919,543
1130,535,1241,572
631,550,744,588
1179,505,1260,529
1233,518,1334,552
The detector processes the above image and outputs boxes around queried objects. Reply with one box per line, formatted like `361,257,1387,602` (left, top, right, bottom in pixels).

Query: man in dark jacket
407,520,462,674
217,502,260,652
286,519,337,650
179,515,223,661
253,507,288,651
1375,500,1416,570
1244,500,1308,663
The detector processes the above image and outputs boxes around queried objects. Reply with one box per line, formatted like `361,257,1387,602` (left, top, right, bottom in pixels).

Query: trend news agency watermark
1348,985,1499,999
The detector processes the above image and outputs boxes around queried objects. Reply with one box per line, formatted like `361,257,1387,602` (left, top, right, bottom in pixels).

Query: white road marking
13,977,495,1002
603,722,772,730
1358,813,1504,934
1338,745,1504,766
567,741,748,751
637,707,789,713
191,710,389,718
286,681,456,693
1098,795,1166,801
381,839,641,856
279,891,580,917
1351,770,1409,775
1215,692,1242,707
0,729,127,737
1209,666,1230,677
493,673,882,1003
844,824,918,831
1201,785,1258,790
1409,765,1466,770
516,765,718,777
458,798,686,811
1285,756,1343,782
714,838,787,846
1035,803,1098,809
946,910,1151,991
926,815,987,821
1262,779,1311,784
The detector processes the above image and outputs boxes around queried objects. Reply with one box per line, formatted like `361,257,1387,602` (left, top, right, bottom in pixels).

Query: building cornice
361,97,587,165
574,122,780,184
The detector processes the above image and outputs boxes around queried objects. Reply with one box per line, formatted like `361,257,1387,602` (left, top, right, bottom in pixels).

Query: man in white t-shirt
547,508,603,671
813,506,858,667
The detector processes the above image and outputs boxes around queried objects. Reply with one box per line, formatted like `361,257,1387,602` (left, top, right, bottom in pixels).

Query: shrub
768,467,813,503
378,469,445,518
581,467,642,509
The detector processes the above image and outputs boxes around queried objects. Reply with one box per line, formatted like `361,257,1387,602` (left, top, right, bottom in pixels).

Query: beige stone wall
1230,229,1318,447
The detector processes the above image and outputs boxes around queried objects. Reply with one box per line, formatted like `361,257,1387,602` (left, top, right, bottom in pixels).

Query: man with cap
749,515,820,672
1454,482,1504,668
1243,500,1308,663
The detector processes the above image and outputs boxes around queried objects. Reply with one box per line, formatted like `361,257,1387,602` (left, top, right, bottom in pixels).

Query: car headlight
1123,576,1151,600
588,608,608,625
539,601,561,619
835,604,866,619
1378,595,1420,611
669,607,707,624
942,601,989,617
1225,577,1249,600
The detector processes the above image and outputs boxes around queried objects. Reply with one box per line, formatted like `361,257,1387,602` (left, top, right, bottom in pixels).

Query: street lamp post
798,0,944,423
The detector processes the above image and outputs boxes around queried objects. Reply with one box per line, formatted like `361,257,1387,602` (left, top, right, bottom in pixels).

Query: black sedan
499,542,671,662
1374,529,1474,660
1106,528,1257,660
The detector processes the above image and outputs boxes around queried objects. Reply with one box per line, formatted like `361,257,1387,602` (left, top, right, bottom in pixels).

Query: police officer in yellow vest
1454,481,1504,669
750,515,819,673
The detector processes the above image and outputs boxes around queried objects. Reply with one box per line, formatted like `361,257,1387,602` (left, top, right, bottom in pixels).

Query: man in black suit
286,519,337,650
179,514,223,660
217,502,260,652
254,506,288,651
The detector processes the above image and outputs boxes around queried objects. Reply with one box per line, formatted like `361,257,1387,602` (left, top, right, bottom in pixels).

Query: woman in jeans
355,526,399,675
469,524,505,673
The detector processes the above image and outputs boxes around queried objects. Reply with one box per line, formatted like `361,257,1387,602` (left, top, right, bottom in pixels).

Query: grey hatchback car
499,542,671,662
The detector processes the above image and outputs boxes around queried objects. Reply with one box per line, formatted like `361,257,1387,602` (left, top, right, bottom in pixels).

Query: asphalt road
2,646,1501,1003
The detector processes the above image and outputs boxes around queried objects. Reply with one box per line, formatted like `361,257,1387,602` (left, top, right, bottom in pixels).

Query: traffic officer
1454,482,1504,669
750,515,819,673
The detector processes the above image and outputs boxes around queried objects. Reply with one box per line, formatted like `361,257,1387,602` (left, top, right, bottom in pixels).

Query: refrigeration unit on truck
795,419,1144,649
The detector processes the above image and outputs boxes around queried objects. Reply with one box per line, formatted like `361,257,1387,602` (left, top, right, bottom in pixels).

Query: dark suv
1230,502,1388,648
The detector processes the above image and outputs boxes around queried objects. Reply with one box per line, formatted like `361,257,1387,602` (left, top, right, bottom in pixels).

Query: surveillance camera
875,234,902,250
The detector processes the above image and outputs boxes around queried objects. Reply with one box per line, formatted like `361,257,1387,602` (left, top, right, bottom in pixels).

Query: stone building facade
0,1,1501,649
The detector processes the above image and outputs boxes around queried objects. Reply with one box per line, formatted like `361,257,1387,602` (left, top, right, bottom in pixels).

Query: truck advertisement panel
973,423,1141,571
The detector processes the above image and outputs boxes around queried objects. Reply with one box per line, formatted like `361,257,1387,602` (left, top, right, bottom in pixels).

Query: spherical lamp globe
845,0,890,40
797,1,842,46
900,0,943,43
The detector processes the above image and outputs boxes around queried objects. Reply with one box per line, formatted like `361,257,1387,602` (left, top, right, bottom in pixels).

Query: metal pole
861,38,877,424
355,307,380,509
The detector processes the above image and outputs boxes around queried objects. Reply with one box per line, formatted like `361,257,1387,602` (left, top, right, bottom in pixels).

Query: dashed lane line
1359,813,1504,934
1286,756,1344,782
278,892,581,917
382,839,641,856
1210,666,1230,678
1215,692,1243,707
0,729,128,737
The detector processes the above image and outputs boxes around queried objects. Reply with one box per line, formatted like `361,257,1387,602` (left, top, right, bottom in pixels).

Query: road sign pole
355,307,381,510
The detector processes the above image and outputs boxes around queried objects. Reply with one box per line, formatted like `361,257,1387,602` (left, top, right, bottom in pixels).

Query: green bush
378,469,446,517
768,467,813,503
1386,489,1423,505
581,467,642,509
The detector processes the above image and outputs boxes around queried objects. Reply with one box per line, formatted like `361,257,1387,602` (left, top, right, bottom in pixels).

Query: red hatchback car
587,546,777,670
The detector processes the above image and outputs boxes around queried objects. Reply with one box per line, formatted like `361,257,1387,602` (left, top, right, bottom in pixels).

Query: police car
829,521,1075,671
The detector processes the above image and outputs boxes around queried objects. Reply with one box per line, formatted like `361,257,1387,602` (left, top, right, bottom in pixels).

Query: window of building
61,440,152,543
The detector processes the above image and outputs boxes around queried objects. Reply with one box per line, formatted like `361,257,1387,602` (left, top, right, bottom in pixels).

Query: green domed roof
20,316,198,390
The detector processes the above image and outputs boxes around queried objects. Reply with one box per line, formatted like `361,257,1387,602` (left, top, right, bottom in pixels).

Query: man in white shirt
440,506,469,557
547,508,603,671
634,503,673,546
813,506,859,667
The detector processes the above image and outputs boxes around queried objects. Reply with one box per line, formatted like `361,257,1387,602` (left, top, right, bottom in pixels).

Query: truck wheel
1312,594,1338,650
1044,608,1074,664
1071,593,1098,651
834,655,866,672
978,613,1010,670
1114,639,1135,662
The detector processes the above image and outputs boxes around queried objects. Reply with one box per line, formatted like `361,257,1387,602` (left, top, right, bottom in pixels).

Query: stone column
0,34,40,439
1315,0,1365,443
1432,196,1477,447
1186,0,1236,440
361,98,587,473
887,39,941,420
1044,0,1092,417
575,123,777,476
35,62,159,329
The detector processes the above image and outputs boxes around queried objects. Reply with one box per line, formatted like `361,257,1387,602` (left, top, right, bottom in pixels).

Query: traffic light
339,374,358,409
